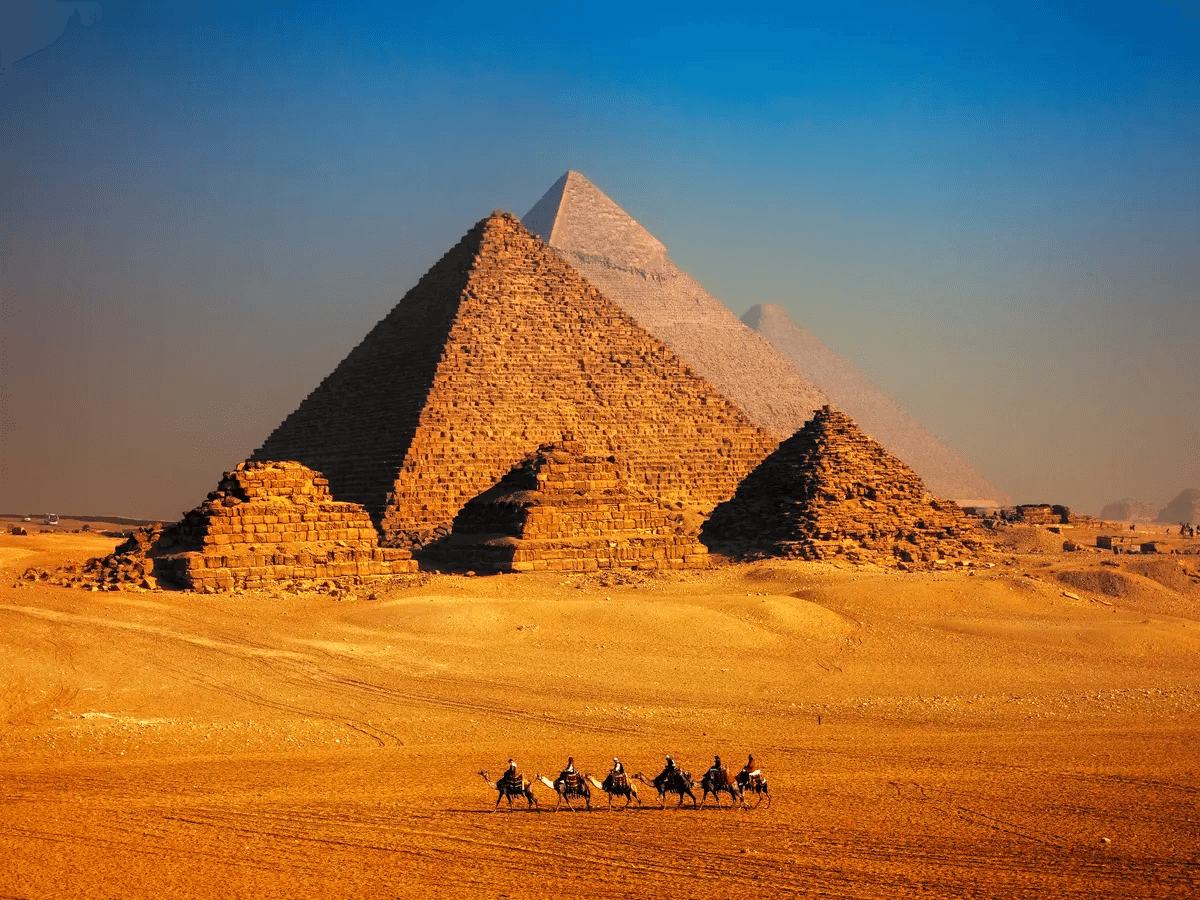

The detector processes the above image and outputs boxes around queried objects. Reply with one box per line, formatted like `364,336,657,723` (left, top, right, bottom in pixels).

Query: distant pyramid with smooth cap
524,170,1004,507
743,303,1006,507
252,211,774,546
701,406,988,568
524,171,829,436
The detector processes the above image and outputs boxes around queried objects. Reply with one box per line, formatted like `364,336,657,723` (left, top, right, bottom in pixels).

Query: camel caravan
480,754,771,812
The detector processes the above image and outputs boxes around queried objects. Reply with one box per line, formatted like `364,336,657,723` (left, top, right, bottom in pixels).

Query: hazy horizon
2,2,1197,520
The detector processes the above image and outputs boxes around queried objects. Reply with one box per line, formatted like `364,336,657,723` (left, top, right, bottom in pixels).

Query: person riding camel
558,756,578,786
611,757,625,777
741,754,760,778
503,758,521,786
707,755,727,786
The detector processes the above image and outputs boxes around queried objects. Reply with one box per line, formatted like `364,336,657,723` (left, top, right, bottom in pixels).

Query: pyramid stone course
702,406,987,568
428,437,709,573
253,211,775,549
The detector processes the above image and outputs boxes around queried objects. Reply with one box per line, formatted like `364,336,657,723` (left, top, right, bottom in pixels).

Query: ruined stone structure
523,171,828,437
523,171,1005,508
253,211,774,547
742,303,1006,507
150,461,417,590
427,439,709,573
702,406,986,568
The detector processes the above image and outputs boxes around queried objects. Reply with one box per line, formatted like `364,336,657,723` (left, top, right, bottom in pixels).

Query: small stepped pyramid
427,438,709,573
702,406,987,568
149,461,417,590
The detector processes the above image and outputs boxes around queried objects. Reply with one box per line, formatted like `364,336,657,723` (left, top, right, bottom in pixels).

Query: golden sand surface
1,528,1198,898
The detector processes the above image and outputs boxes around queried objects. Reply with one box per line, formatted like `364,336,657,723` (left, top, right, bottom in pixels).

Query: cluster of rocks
702,406,988,569
21,524,164,590
426,438,709,573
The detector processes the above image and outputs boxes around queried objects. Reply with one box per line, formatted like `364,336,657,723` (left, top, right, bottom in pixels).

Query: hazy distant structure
523,171,828,437
523,170,1004,507
702,406,984,568
1098,498,1158,522
252,212,773,546
743,303,1005,507
1157,488,1200,525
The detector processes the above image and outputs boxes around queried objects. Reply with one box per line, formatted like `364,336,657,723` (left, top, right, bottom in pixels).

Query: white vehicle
45,514,59,526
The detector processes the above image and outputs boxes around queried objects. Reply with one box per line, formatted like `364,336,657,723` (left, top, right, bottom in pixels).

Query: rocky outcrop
702,406,988,568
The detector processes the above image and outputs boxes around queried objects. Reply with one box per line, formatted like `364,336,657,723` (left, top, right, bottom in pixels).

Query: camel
736,769,771,808
588,772,641,809
478,770,538,811
537,772,591,811
633,769,697,809
699,768,746,809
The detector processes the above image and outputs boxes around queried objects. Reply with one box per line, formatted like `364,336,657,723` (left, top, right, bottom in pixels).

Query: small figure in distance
741,753,759,779
636,755,698,808
559,756,577,781
736,753,771,808
707,755,725,781
611,756,625,777
504,758,521,785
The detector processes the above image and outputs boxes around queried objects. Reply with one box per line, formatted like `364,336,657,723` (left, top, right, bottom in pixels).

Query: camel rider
504,758,521,785
558,756,577,784
611,757,625,777
664,755,677,775
707,755,726,784
741,754,761,778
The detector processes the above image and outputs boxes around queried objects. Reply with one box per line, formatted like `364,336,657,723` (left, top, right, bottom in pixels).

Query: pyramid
523,171,1004,507
701,406,987,568
252,212,775,546
524,171,829,436
1157,488,1200,525
426,438,709,573
744,303,1006,506
60,462,417,592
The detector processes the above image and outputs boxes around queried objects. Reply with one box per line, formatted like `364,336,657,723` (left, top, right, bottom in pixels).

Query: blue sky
2,1,1197,518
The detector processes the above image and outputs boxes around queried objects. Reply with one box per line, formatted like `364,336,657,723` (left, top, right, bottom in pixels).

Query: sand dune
1,530,1198,898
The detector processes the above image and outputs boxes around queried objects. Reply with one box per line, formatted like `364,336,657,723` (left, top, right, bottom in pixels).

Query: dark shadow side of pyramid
252,211,775,546
701,406,987,568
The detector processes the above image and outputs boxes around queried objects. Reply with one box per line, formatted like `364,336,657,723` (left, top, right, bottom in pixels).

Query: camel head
586,774,605,790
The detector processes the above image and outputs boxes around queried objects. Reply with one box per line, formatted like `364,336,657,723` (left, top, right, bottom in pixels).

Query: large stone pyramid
701,406,986,568
744,303,1005,507
252,211,774,546
524,171,1004,507
427,438,709,573
524,171,828,436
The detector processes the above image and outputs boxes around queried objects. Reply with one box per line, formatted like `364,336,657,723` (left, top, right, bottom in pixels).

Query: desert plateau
2,522,1198,899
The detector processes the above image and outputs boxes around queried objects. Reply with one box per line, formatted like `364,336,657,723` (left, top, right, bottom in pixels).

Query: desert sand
2,526,1198,898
